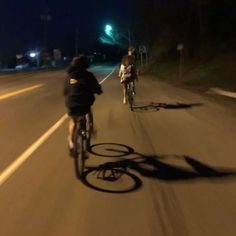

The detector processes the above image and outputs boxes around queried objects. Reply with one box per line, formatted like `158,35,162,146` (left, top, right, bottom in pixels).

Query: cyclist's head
71,55,90,70
128,46,135,55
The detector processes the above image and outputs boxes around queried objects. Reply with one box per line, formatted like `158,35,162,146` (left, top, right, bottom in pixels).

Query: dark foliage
131,0,236,61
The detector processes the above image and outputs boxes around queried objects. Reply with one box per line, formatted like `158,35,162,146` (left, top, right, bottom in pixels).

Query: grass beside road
147,50,236,92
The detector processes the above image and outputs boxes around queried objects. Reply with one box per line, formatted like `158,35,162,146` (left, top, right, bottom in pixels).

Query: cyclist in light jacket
119,46,138,104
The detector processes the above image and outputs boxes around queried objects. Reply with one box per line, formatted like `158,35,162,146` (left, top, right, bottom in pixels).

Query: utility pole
75,28,79,56
177,43,184,79
40,1,51,50
193,0,208,44
128,28,131,46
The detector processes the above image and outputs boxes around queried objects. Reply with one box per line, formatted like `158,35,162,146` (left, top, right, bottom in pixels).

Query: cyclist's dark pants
68,105,91,118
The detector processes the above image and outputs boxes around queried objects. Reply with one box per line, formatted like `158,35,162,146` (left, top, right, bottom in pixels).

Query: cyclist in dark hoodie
63,55,102,153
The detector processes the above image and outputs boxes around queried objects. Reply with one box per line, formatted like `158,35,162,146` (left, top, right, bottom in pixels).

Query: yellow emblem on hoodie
70,78,78,84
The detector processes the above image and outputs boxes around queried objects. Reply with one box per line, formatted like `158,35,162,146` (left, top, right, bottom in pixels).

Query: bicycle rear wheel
86,120,92,150
81,167,142,194
127,84,134,110
74,134,85,178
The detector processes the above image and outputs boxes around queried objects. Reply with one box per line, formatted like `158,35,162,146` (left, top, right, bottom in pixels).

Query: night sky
0,0,131,58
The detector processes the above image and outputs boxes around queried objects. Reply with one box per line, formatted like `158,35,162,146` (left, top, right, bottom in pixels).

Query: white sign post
177,43,184,79
139,45,148,68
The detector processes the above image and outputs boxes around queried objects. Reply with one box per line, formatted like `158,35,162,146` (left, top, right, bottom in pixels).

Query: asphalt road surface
0,65,236,236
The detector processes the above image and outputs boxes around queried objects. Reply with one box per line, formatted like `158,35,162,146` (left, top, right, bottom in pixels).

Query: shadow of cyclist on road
86,143,236,183
123,154,236,181
132,102,203,112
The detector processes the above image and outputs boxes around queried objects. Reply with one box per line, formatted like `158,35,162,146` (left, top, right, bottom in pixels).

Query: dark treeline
131,0,236,61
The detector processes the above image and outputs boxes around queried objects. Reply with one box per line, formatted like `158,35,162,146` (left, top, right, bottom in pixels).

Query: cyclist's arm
89,73,103,95
119,64,124,77
63,77,69,96
119,64,126,82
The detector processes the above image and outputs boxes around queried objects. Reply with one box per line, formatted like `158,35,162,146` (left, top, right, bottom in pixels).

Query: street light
29,52,37,58
28,50,40,67
99,24,118,45
107,24,132,46
105,24,113,36
100,24,134,48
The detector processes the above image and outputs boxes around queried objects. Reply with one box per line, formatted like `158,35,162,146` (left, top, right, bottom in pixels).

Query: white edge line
99,66,117,84
0,114,68,186
0,67,117,186
210,87,236,99
0,83,44,100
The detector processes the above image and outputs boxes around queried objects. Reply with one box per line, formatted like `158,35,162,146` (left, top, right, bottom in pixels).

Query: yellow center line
0,84,44,101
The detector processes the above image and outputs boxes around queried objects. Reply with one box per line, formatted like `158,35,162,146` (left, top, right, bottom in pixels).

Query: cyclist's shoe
123,97,127,104
69,147,76,158
68,137,75,158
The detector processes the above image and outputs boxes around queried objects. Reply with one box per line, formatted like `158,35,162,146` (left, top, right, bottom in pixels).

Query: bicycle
80,143,142,193
72,111,93,178
81,161,142,194
127,81,135,110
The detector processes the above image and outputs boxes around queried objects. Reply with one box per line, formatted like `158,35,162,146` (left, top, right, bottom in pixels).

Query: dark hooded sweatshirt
63,66,102,108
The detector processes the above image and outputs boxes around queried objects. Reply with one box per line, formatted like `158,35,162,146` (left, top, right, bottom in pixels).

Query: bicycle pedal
69,148,77,158
102,176,118,182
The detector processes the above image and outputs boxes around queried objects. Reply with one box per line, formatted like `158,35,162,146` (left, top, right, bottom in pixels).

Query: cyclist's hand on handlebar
97,89,103,95
94,88,103,95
